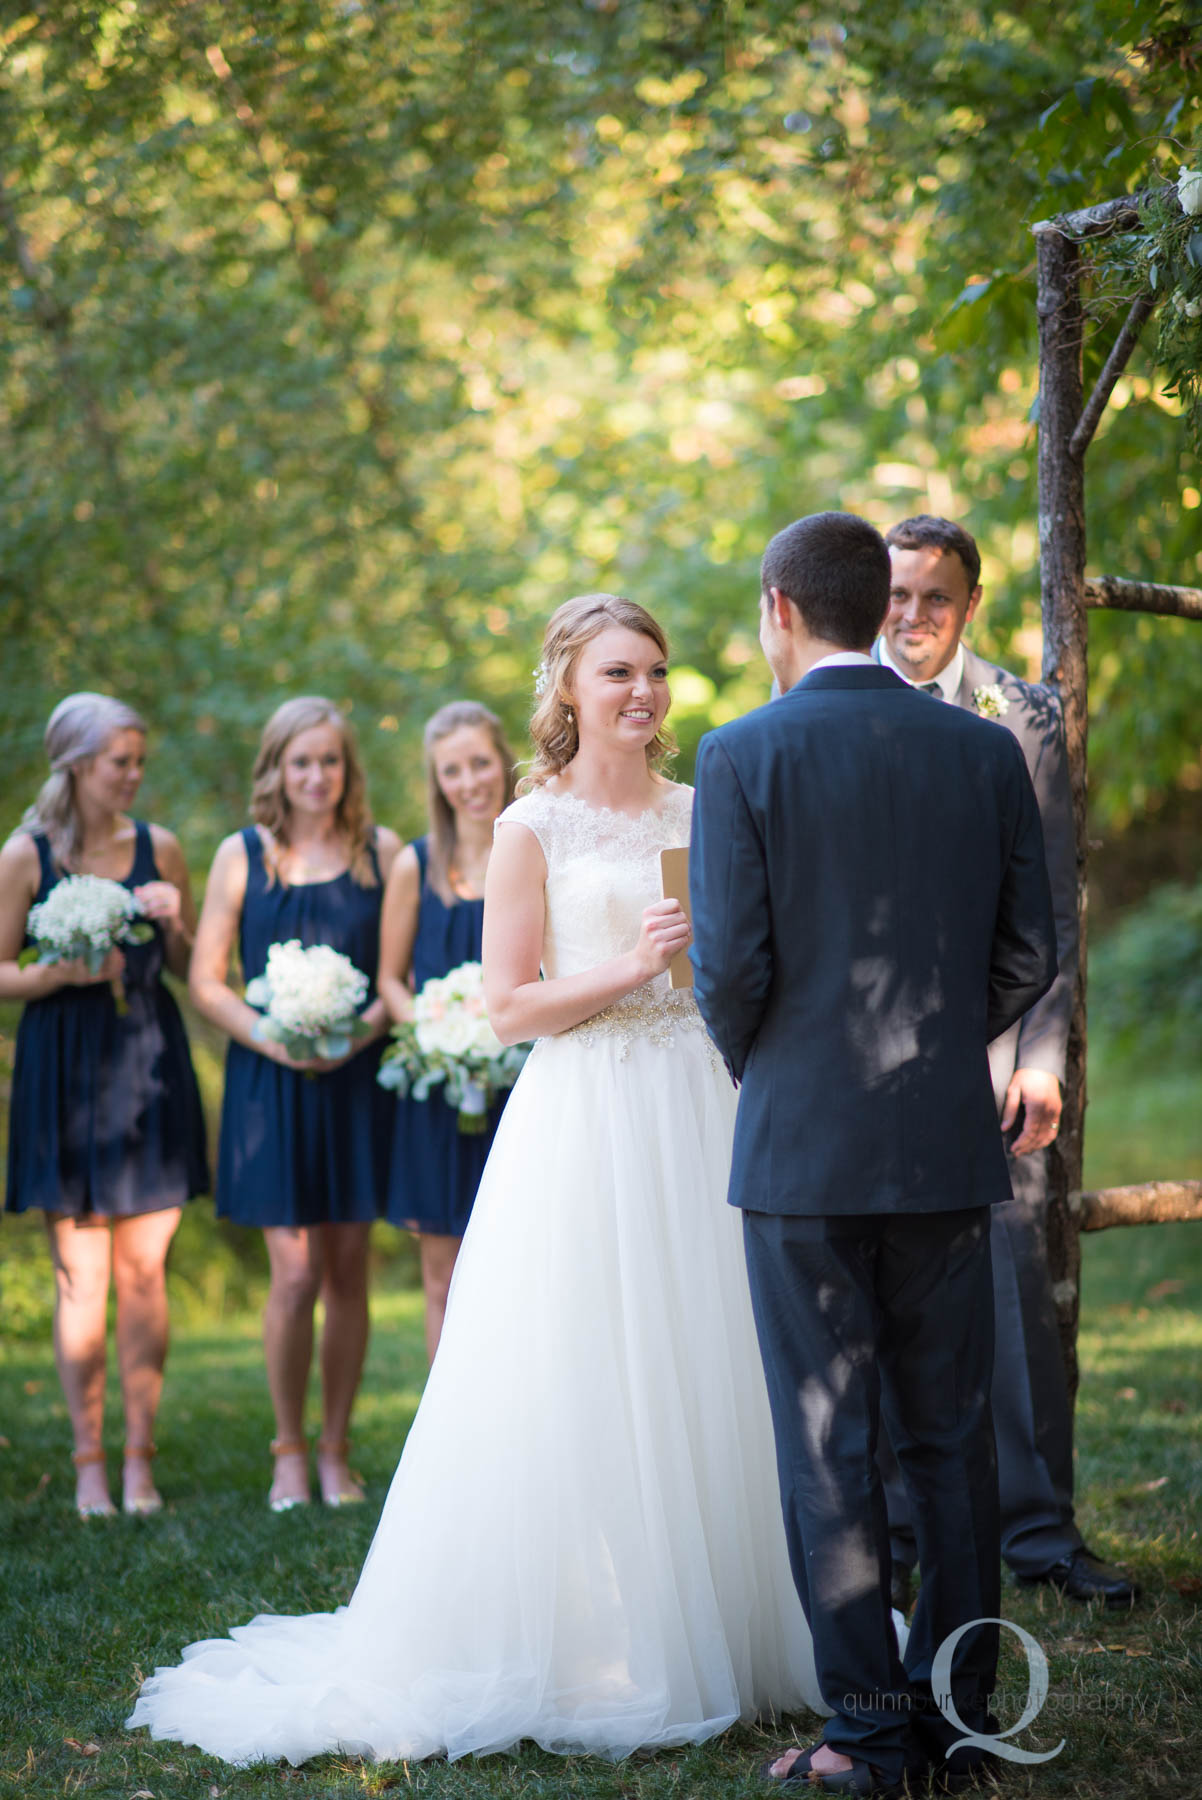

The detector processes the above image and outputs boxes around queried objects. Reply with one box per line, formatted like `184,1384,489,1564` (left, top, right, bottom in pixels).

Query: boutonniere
973,683,1010,719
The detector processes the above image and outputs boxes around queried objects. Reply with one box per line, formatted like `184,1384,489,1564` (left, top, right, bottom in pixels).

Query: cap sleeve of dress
495,791,557,870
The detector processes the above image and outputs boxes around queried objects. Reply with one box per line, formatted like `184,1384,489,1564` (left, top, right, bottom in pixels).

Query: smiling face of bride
567,625,672,758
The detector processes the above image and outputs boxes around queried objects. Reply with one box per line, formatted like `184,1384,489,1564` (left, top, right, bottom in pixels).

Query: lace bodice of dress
496,784,716,1059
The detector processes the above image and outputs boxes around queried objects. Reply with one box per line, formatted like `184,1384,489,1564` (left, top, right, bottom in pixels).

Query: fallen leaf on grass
0,1435,11,1448
1117,1387,1137,1401
1145,1278,1185,1302
1170,1574,1202,1597
62,1739,101,1755
23,1381,42,1396
131,1790,155,1797
1140,1475,1170,1490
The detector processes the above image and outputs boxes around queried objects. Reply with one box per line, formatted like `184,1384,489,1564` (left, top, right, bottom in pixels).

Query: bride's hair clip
532,661,550,699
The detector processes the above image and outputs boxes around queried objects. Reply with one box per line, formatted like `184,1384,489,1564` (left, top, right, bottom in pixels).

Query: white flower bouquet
20,874,153,1012
245,939,371,1062
378,959,530,1133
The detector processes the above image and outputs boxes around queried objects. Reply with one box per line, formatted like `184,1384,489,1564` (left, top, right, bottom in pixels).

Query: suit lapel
958,645,1003,714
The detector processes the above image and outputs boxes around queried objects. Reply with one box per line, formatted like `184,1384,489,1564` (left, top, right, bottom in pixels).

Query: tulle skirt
128,1025,823,1766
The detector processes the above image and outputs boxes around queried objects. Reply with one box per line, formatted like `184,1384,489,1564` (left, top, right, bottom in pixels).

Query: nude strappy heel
123,1442,163,1516
72,1448,116,1520
315,1438,365,1508
269,1438,311,1513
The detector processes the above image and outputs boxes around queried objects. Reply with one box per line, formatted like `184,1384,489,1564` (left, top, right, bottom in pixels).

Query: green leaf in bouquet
126,923,155,945
376,1059,412,1093
17,947,38,969
252,1016,287,1046
314,1032,351,1059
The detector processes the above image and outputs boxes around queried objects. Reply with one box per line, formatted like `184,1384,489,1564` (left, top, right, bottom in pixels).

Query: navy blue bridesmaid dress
216,827,391,1228
385,837,507,1238
5,824,209,1216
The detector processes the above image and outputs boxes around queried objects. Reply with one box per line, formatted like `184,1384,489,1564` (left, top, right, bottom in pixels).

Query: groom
689,512,1059,1796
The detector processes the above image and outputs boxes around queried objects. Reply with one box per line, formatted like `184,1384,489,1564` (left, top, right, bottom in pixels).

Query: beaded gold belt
553,986,720,1064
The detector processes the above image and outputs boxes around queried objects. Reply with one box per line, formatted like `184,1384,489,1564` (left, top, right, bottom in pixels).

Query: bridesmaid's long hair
250,697,377,886
20,693,147,871
423,701,517,907
521,594,675,792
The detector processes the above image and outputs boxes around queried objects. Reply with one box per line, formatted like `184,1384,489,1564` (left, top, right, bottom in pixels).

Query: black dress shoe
1016,1547,1140,1608
890,1563,914,1614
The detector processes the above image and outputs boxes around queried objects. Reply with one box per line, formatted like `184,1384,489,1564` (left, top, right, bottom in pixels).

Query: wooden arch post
1033,191,1202,1401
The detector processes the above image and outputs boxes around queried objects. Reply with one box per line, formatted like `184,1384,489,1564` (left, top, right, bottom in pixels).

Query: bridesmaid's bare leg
418,1233,462,1363
112,1206,181,1510
45,1214,115,1515
316,1223,372,1504
263,1226,323,1507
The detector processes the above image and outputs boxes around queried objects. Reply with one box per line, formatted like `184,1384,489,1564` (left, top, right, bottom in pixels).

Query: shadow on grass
2,1049,1200,1797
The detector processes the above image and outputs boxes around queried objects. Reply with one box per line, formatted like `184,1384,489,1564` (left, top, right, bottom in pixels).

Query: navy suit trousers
742,1207,1000,1783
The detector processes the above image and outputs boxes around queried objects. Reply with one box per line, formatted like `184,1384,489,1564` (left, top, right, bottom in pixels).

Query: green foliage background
1,0,1200,860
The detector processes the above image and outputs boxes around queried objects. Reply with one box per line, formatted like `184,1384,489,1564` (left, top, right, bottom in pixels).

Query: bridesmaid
378,702,517,1360
190,697,399,1511
0,693,208,1518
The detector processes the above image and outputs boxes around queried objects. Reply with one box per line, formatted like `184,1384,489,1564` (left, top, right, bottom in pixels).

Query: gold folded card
659,846,694,990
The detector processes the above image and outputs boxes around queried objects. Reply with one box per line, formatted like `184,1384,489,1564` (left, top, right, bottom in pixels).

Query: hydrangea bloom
245,939,370,1060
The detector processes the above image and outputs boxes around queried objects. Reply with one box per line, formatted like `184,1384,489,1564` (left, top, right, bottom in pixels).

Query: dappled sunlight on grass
1083,1055,1202,1190
3,1038,1201,1795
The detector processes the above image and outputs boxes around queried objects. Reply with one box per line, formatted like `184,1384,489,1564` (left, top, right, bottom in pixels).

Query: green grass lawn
2,1047,1200,1799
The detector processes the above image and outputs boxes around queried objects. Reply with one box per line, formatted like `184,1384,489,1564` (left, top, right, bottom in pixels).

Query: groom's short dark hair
761,513,890,650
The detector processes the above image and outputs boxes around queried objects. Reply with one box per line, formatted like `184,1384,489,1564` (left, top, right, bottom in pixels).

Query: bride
127,593,823,1767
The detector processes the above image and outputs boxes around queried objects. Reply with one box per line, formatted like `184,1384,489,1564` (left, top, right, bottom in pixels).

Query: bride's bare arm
483,820,691,1046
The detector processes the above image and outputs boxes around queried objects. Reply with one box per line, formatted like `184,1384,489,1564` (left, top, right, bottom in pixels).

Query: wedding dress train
128,785,824,1765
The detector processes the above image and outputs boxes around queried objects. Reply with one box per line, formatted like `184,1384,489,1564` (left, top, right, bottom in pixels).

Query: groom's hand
633,899,692,981
1001,1066,1062,1154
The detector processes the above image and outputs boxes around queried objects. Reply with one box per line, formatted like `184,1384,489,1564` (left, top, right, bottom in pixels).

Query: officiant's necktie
921,681,944,699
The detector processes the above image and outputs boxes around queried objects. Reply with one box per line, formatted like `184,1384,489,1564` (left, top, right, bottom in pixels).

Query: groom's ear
767,586,792,631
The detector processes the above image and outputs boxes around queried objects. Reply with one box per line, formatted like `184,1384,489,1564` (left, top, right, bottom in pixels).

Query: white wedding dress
128,783,823,1766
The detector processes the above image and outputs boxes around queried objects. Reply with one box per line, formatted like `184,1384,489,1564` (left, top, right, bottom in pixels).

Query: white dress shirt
809,651,879,673
877,637,964,699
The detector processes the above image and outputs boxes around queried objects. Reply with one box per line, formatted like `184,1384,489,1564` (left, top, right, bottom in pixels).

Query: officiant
875,514,1137,1610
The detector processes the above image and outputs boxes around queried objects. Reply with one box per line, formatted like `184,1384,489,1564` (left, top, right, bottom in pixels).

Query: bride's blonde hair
521,593,675,792
20,692,147,870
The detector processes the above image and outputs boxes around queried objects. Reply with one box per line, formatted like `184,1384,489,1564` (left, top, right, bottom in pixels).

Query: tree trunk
1035,226,1088,1402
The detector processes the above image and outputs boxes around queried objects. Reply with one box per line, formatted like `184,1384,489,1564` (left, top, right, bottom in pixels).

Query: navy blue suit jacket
689,664,1058,1216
